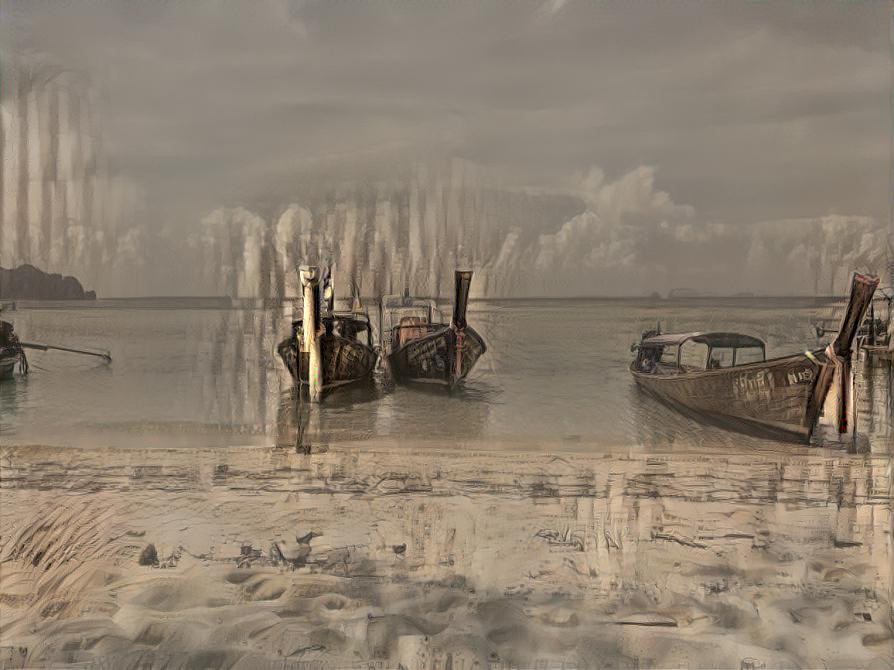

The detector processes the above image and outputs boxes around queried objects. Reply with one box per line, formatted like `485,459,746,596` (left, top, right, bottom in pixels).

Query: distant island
0,264,96,300
666,288,702,298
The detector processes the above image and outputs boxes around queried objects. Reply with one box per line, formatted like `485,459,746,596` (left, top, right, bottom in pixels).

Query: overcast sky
1,0,891,295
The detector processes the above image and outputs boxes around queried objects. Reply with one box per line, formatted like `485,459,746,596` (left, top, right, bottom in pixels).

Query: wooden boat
0,313,110,380
383,270,486,389
630,272,879,442
276,266,377,401
0,320,26,379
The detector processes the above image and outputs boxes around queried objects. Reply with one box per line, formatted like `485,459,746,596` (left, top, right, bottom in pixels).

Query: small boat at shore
630,272,879,442
383,270,486,389
277,266,378,401
0,320,26,379
1,311,110,380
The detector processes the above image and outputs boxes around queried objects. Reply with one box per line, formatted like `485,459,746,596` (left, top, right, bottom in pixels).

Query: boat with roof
629,272,879,442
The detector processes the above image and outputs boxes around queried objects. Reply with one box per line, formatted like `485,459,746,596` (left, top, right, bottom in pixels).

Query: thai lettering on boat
786,366,814,386
734,369,773,397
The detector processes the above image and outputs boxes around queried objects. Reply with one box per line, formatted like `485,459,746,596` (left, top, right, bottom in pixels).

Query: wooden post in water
300,266,323,403
810,272,879,434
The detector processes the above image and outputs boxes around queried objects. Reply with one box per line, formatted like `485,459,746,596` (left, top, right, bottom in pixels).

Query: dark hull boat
630,273,879,443
277,329,377,390
388,323,486,387
277,267,377,401
385,271,486,389
0,320,26,380
0,351,18,380
0,316,110,380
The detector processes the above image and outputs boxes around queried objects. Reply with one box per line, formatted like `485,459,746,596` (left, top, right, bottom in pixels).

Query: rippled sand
2,440,892,669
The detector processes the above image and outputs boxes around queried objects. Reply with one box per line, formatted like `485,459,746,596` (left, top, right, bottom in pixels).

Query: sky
0,0,891,296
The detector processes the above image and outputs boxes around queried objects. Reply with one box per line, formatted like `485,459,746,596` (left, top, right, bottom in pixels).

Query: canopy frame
640,331,767,370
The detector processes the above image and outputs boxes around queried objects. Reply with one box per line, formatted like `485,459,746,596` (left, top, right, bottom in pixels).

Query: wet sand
1,440,892,669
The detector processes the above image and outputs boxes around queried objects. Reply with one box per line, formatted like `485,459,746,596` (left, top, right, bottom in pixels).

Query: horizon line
83,293,852,301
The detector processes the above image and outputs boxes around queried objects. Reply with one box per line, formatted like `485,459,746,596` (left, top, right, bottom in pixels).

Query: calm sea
1,299,891,453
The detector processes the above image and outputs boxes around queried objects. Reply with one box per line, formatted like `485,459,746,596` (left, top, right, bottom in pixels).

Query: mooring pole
300,266,323,403
869,301,876,346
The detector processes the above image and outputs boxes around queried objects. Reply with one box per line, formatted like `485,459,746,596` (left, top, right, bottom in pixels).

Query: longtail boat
630,272,879,442
1,315,109,379
276,266,378,401
0,320,26,379
383,270,486,389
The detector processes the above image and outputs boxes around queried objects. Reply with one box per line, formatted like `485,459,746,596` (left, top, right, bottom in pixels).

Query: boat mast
452,270,472,331
808,272,879,434
300,266,324,402
451,270,473,385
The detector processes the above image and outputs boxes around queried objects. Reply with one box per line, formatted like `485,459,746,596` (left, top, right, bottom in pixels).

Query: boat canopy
641,331,765,349
382,294,440,311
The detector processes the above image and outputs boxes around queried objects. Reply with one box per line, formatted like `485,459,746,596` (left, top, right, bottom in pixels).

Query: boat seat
397,316,428,347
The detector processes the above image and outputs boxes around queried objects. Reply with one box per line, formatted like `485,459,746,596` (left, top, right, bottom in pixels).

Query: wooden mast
452,270,472,330
451,270,473,384
808,272,879,434
300,266,323,402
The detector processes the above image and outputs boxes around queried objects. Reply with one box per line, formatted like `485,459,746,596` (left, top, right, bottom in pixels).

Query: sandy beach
2,439,891,669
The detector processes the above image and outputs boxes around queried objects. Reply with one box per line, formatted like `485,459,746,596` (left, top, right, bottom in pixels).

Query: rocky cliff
0,265,96,300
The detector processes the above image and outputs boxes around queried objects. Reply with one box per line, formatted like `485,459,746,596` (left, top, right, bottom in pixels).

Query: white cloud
1,1,889,296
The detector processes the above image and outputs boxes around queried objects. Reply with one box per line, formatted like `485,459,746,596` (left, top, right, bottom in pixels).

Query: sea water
1,299,890,452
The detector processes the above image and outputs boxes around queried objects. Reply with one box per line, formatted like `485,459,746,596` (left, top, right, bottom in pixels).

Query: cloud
0,0,889,296
3,0,887,217
746,215,888,295
104,163,890,298
521,165,693,291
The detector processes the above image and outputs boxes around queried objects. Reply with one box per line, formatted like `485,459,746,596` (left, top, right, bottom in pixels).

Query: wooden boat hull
630,351,827,442
277,334,377,393
387,326,486,388
0,335,21,379
0,356,16,380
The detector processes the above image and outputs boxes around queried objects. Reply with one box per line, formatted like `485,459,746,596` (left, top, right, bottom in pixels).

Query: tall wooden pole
300,266,323,402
